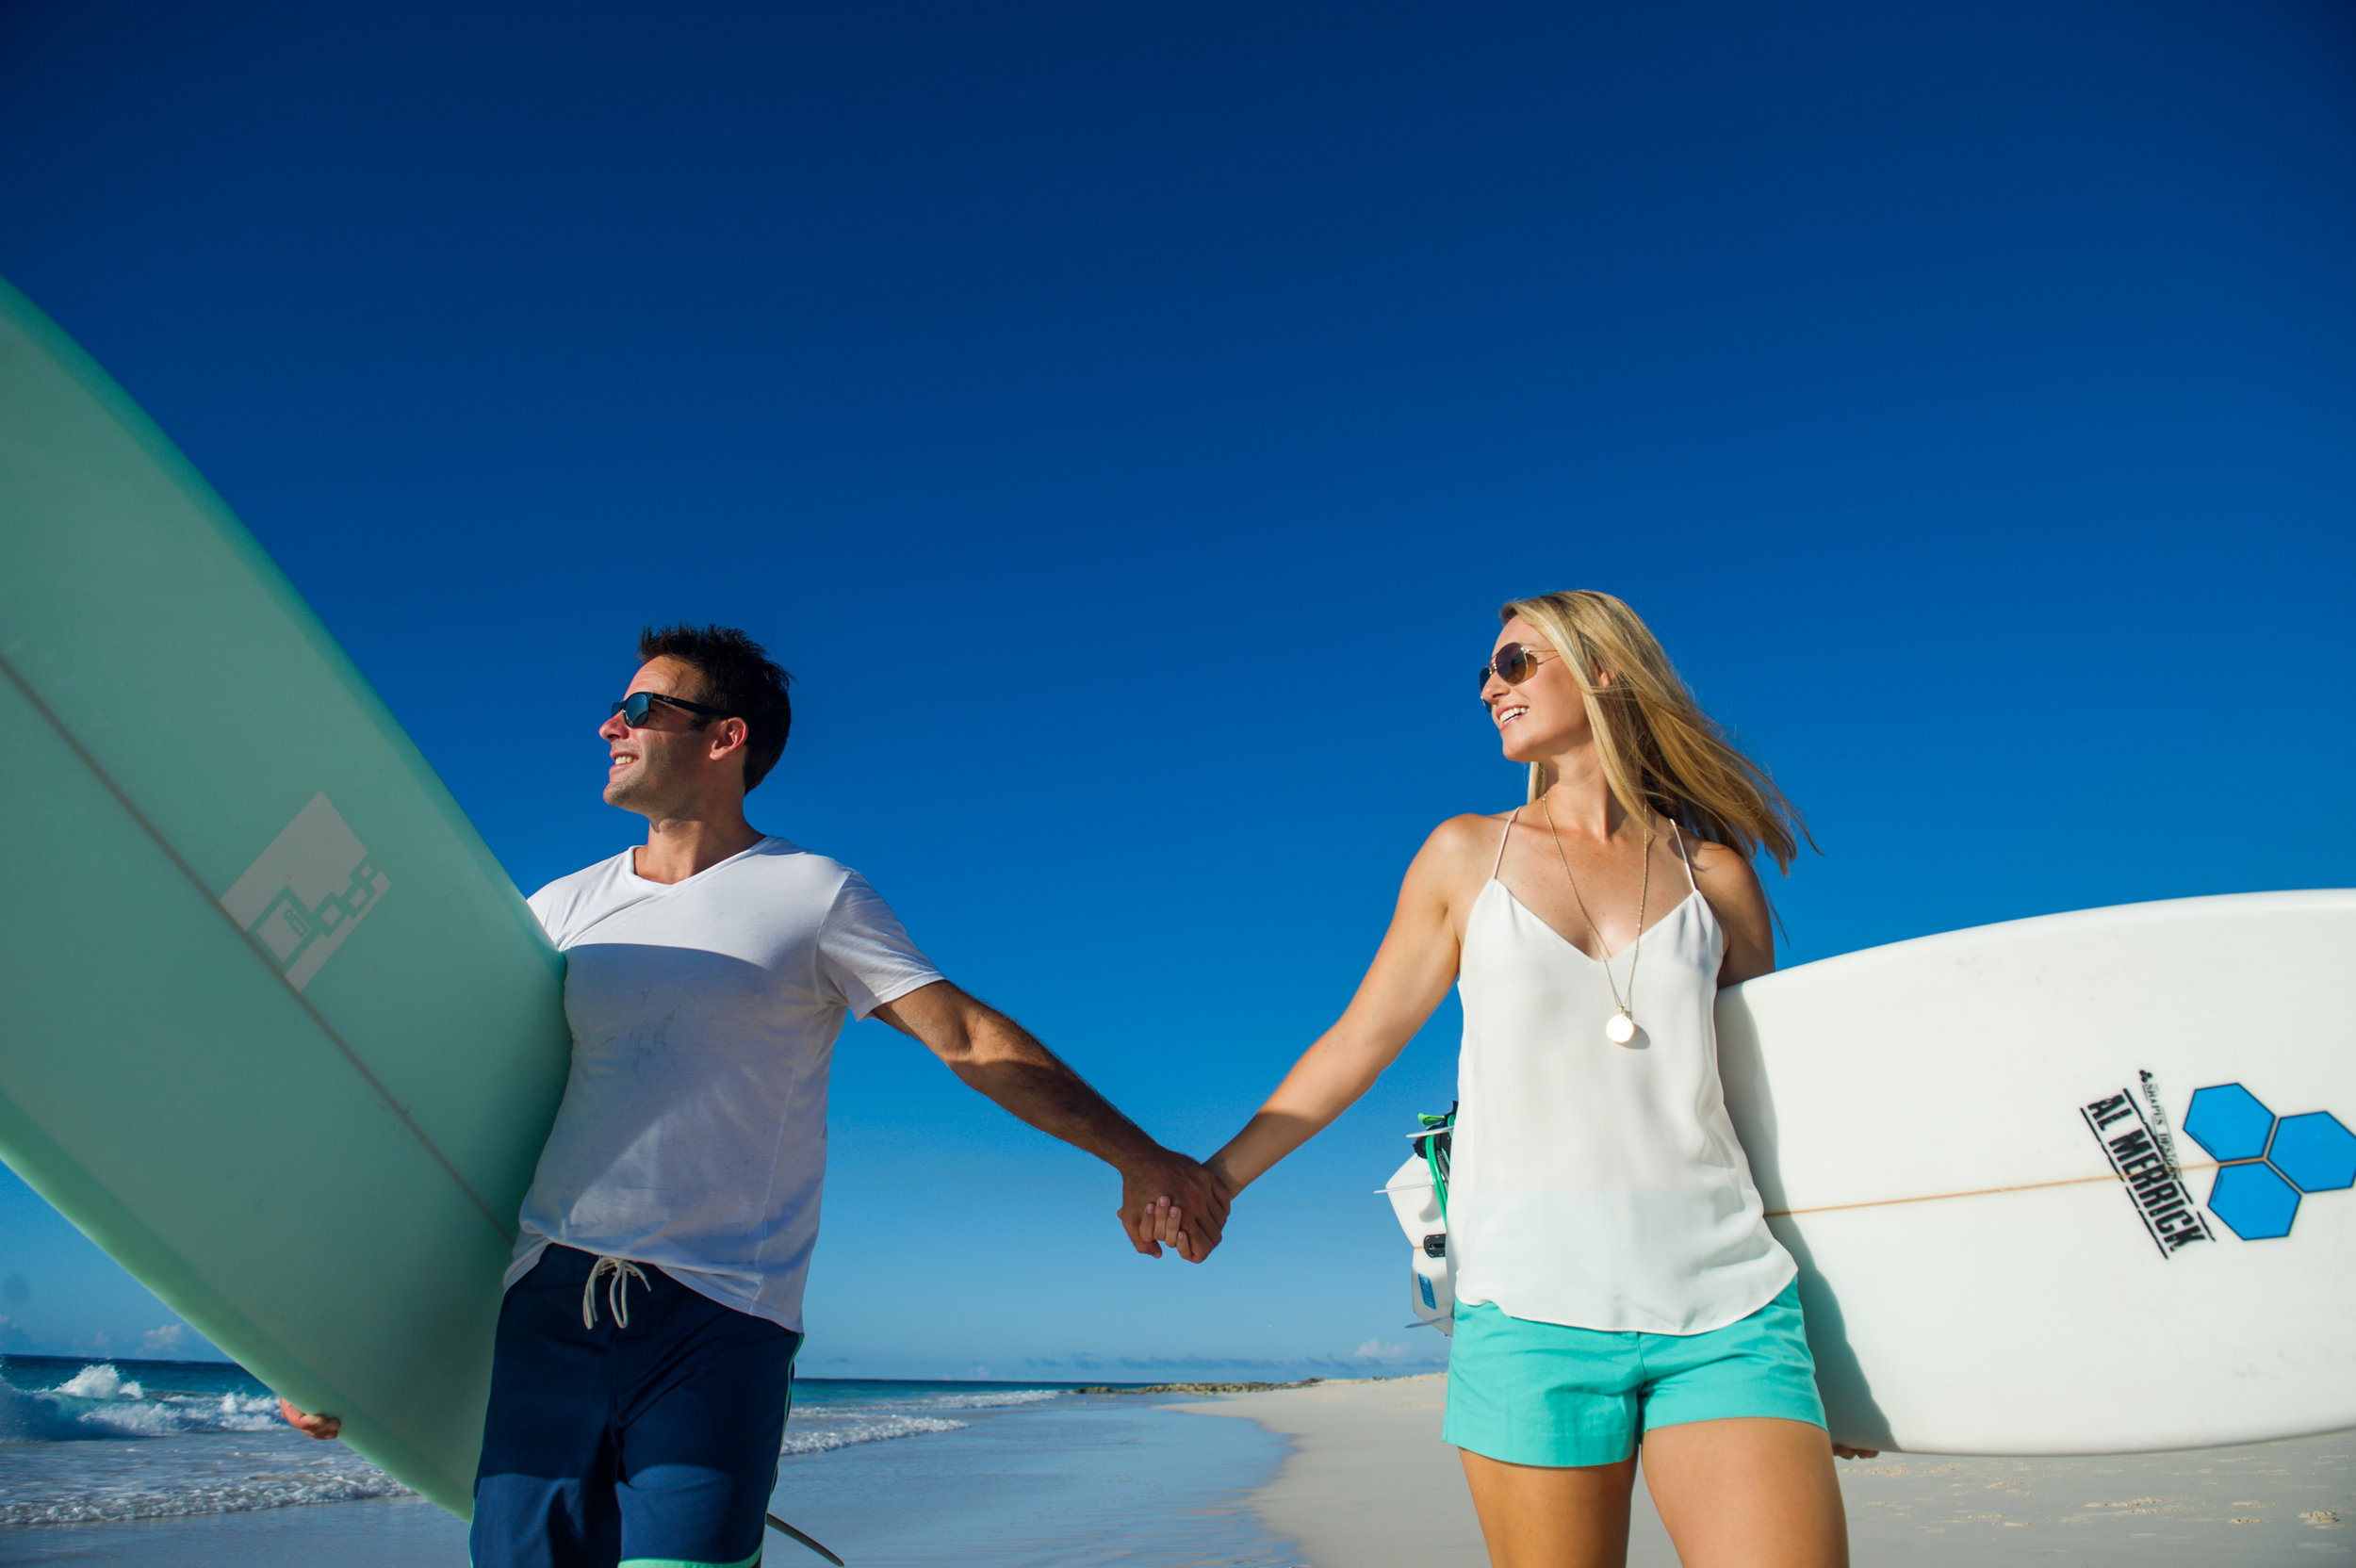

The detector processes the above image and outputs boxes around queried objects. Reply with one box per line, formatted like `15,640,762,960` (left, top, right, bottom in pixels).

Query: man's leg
473,1250,626,1568
610,1271,800,1568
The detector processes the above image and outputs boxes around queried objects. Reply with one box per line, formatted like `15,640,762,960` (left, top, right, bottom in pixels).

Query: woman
1161,590,1861,1568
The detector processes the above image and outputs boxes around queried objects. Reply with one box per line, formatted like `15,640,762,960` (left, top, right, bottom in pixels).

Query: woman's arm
1202,816,1489,1200
1691,836,1775,987
1692,840,1873,1454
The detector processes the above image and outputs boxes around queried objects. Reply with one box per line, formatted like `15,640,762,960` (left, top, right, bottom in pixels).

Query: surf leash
765,1511,845,1565
1415,1106,1455,1219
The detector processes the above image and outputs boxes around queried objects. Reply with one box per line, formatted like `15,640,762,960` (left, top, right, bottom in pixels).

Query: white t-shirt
507,836,942,1331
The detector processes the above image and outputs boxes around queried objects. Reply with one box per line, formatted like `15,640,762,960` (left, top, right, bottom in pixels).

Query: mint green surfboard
0,275,571,1515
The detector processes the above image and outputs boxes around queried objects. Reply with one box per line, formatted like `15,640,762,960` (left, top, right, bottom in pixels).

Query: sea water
0,1356,1302,1565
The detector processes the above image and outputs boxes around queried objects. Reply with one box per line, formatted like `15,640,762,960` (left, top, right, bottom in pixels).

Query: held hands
1119,1150,1235,1264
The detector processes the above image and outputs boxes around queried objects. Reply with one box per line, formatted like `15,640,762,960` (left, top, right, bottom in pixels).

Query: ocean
0,1356,1304,1565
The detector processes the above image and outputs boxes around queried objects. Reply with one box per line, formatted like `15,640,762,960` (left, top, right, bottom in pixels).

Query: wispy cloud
139,1325,187,1356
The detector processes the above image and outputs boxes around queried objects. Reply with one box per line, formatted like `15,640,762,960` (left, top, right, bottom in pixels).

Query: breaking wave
0,1360,1072,1527
0,1364,286,1443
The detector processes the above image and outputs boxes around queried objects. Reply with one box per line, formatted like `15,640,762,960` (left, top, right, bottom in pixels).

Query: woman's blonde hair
1501,590,1812,874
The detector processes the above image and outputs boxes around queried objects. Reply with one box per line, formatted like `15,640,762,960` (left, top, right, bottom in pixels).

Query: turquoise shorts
1443,1280,1825,1468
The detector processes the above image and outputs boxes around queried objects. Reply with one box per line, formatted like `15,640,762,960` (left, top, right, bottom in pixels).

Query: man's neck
632,811,763,886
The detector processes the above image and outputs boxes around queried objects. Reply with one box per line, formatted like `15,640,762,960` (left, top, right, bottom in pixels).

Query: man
286,623,1226,1568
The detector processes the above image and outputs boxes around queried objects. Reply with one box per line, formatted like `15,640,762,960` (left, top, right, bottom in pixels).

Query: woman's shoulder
1678,829,1751,876
1422,808,1515,860
1677,828,1775,961
1388,811,1515,917
1386,808,1509,885
1677,829,1764,894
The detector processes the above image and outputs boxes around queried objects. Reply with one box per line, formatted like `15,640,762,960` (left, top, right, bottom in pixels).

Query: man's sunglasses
610,691,730,727
1476,642,1557,695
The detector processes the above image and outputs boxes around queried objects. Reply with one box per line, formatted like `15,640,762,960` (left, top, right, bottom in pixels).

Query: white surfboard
1716,890,2356,1455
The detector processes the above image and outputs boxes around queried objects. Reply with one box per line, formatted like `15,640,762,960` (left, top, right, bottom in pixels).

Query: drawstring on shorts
582,1255,649,1330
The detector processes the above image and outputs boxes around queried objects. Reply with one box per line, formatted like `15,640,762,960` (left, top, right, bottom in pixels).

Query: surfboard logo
2082,1084,2213,1256
2179,1084,2356,1242
218,794,392,992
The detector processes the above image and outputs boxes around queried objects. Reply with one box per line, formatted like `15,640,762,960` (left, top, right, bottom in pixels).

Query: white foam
0,1467,409,1525
892,1389,1062,1412
770,1386,1063,1453
0,1370,1046,1525
0,1369,288,1442
51,1364,142,1400
778,1413,968,1456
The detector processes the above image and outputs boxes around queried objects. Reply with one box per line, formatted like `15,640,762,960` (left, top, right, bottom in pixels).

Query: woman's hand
1833,1443,1880,1460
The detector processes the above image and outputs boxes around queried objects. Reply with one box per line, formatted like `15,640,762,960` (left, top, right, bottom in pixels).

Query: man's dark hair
638,623,794,792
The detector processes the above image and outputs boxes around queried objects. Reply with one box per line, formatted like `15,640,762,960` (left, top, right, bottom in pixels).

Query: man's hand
279,1398,341,1441
1125,1152,1235,1263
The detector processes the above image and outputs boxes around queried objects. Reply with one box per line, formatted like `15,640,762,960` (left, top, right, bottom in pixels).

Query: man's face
597,657,728,817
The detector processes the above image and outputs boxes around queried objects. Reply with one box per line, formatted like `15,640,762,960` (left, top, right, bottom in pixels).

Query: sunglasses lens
1498,645,1532,683
611,693,654,727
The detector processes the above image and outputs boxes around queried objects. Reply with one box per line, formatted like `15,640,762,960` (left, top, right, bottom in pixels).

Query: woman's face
1482,616,1591,763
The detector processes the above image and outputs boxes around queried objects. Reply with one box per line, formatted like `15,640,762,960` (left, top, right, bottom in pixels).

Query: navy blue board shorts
472,1246,802,1568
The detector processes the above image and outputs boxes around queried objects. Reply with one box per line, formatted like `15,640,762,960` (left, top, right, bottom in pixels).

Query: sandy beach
1177,1374,2353,1566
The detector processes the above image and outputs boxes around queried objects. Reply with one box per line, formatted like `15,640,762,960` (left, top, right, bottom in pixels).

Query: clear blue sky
2,1,2349,1379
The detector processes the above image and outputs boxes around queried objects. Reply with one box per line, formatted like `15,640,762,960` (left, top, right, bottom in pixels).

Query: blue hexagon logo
2207,1160,2301,1240
2267,1112,2356,1194
2184,1084,2275,1163
2175,1082,2350,1241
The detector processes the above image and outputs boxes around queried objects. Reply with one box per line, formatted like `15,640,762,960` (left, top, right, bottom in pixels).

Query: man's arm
869,980,1228,1261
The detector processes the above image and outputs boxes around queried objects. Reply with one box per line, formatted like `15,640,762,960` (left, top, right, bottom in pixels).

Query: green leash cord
1416,1106,1455,1221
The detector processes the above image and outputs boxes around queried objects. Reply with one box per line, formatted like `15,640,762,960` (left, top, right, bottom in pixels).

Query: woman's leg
1638,1417,1848,1568
1458,1446,1639,1568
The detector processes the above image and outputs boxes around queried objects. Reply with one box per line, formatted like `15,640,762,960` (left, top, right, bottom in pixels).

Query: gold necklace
1537,792,1651,1046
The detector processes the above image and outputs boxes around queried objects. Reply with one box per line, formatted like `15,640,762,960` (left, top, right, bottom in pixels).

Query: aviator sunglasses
610,691,730,727
1476,642,1558,695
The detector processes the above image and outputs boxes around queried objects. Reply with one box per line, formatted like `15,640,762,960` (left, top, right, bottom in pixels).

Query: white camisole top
1448,809,1796,1335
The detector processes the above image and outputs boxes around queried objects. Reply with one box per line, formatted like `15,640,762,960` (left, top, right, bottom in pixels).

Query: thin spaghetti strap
1492,808,1518,879
1670,822,1698,894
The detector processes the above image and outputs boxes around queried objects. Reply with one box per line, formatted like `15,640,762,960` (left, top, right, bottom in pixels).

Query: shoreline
0,1389,1295,1568
5,1374,2341,1565
1175,1373,2352,1566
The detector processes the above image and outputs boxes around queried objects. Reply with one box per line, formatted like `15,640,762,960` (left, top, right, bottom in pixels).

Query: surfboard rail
0,273,573,1514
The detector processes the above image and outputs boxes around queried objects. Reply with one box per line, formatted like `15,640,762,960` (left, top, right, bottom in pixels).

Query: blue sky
1,1,2350,1379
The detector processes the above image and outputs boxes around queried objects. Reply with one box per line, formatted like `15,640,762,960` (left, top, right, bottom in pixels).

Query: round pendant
1604,1011,1637,1045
